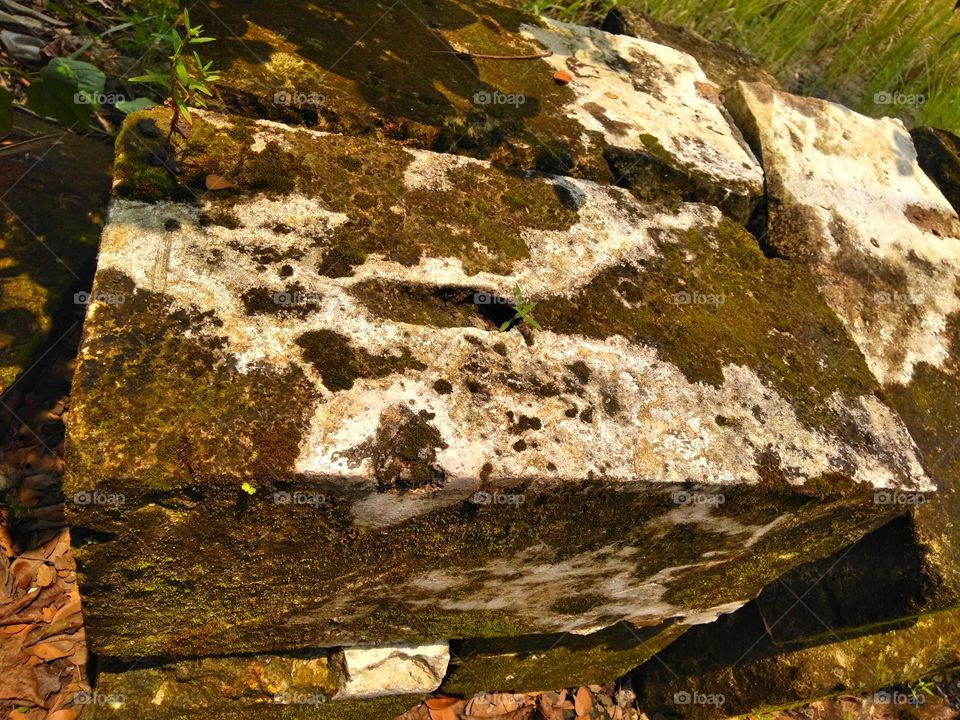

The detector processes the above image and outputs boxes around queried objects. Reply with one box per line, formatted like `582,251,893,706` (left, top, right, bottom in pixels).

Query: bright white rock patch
336,643,449,699
727,81,960,387
520,19,762,198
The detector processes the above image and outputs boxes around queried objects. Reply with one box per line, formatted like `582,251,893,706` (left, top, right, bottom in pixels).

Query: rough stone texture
440,620,687,695
725,81,960,389
87,643,445,718
518,19,762,221
64,109,932,681
91,651,339,716
337,644,449,699
0,112,111,394
912,127,960,215
726,81,960,627
599,7,781,92
627,530,960,719
753,516,941,646
195,0,762,221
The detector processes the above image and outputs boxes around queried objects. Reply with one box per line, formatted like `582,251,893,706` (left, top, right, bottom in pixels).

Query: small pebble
553,70,573,85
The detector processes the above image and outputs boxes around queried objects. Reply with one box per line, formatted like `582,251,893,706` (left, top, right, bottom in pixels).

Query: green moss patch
114,109,578,276
66,270,316,490
0,118,111,394
296,329,426,391
535,218,879,436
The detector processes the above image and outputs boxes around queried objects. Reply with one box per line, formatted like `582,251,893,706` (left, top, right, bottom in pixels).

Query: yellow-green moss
535,218,879,438
113,109,580,276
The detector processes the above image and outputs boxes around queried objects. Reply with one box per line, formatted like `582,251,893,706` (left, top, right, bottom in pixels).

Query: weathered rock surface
65,108,932,692
599,7,781,92
725,81,960,389
196,0,762,220
912,127,960,215
726,81,960,626
627,523,960,719
440,620,687,695
0,112,111,395
88,643,446,718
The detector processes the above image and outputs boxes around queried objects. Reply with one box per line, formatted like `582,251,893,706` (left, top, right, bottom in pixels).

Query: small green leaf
56,58,106,96
499,320,512,332
26,59,100,127
240,482,257,495
129,71,170,87
526,315,543,331
115,97,157,114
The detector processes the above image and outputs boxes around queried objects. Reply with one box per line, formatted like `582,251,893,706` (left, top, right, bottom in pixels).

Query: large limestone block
726,82,960,620
725,81,960,390
66,110,929,668
195,0,762,220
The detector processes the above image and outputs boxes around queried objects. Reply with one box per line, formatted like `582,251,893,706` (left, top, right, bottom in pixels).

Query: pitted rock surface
726,82,960,618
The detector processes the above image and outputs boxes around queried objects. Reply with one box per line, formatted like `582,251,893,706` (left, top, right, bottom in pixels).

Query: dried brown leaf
35,565,55,588
575,687,592,717
10,558,37,589
205,174,234,191
30,640,73,660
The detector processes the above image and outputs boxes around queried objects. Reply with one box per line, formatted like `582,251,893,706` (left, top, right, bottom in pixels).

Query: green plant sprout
910,677,936,698
499,286,543,332
129,8,219,143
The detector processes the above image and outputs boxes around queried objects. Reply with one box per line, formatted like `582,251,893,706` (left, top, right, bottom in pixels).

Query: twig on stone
432,50,552,60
